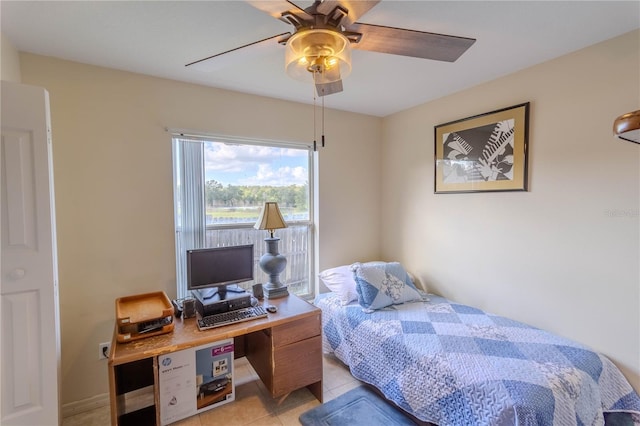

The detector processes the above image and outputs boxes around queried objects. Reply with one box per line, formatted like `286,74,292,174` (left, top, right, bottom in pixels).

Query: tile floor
62,354,361,426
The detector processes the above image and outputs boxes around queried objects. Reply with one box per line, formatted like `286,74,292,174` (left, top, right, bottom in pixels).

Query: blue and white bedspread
316,293,640,426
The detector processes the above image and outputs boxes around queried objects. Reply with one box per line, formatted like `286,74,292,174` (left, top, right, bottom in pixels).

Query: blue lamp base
259,237,289,299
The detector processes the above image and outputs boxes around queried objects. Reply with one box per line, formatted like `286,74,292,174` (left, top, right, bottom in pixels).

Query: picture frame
434,102,530,194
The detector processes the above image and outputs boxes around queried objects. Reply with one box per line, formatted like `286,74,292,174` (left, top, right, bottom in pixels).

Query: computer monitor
186,244,254,300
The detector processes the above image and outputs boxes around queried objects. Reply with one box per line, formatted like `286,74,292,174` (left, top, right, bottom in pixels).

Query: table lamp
254,202,289,298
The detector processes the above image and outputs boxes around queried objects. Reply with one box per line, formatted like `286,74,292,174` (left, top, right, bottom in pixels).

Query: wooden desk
108,294,322,426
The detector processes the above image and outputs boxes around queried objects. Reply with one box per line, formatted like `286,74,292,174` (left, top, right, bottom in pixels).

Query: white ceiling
2,1,639,117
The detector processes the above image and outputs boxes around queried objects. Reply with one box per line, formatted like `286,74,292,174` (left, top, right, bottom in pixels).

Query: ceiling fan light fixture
285,29,351,83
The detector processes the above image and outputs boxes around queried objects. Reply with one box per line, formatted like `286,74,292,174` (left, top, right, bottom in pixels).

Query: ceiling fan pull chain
322,93,326,148
313,72,318,151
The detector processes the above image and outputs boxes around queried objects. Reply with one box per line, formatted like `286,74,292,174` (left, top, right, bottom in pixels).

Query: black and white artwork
434,103,529,193
441,119,515,184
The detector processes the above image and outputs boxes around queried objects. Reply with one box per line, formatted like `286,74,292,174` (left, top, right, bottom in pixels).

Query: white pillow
318,265,358,305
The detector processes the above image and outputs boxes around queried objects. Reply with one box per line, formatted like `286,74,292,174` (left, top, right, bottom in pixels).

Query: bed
316,262,640,425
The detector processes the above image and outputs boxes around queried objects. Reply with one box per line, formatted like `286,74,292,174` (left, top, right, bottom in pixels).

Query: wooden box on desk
115,291,174,343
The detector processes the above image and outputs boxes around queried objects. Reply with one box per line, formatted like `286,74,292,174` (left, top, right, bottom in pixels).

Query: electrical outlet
99,342,111,360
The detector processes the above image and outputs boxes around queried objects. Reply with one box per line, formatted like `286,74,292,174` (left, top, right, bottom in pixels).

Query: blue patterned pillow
351,262,423,311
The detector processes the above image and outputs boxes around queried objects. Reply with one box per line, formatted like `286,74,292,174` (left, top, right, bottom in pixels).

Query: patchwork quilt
316,293,640,425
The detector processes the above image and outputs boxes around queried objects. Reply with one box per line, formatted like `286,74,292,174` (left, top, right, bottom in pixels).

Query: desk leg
108,362,117,426
153,357,160,426
307,381,323,403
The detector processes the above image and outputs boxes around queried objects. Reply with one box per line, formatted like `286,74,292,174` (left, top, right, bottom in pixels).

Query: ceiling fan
186,0,476,97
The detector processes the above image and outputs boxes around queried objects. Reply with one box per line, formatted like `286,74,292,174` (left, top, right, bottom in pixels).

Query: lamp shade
285,29,351,83
613,110,640,144
254,202,287,236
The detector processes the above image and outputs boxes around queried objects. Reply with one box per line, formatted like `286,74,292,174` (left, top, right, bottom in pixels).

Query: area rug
299,385,417,425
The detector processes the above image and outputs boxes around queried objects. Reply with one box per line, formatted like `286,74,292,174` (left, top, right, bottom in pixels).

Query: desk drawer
271,314,320,347
272,335,322,397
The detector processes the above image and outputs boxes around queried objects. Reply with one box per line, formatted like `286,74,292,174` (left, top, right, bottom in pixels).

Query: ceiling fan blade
348,23,476,62
246,0,312,23
316,1,380,26
185,32,289,72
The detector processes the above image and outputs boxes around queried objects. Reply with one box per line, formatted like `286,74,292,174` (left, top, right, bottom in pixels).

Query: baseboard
61,393,110,418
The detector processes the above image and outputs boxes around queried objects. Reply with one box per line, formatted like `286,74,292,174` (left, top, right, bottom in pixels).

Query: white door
1,81,61,425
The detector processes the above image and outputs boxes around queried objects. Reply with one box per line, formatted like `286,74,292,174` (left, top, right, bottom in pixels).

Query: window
172,134,314,300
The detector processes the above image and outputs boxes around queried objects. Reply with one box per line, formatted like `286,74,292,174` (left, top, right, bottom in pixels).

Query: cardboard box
158,339,235,425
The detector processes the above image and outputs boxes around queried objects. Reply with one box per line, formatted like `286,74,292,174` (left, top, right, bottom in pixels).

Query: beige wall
381,29,640,391
14,28,639,407
1,32,21,82
18,53,382,405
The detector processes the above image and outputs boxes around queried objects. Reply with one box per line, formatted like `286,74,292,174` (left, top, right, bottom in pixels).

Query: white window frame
171,131,315,300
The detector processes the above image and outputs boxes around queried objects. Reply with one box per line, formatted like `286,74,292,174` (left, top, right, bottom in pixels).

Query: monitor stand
199,284,246,301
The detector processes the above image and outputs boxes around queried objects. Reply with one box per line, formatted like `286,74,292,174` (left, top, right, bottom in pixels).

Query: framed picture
434,102,530,194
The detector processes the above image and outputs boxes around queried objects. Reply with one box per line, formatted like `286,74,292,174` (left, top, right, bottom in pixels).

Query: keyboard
197,306,268,331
